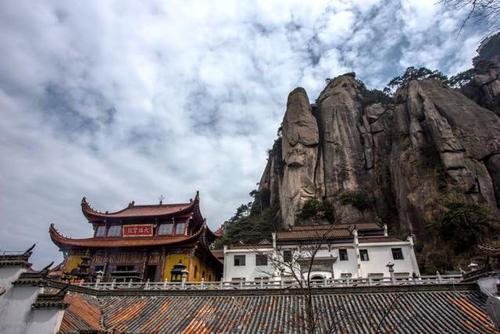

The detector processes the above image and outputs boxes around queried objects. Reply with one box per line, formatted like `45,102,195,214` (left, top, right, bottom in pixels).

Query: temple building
49,192,222,282
223,222,420,282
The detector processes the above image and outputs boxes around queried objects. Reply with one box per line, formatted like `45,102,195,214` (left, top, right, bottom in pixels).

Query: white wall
223,248,275,281
0,264,64,334
0,266,26,295
359,244,418,278
0,285,40,334
223,240,420,281
25,309,65,334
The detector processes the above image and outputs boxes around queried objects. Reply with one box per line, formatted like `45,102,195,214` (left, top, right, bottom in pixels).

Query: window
256,254,268,266
234,255,246,266
283,250,292,263
360,249,369,261
339,249,348,261
107,225,121,237
392,248,404,260
95,226,106,237
175,222,186,235
158,224,173,235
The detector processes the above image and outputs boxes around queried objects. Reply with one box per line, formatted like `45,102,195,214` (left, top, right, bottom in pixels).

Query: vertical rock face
258,74,500,234
279,88,319,226
472,33,500,115
391,79,500,234
256,35,500,242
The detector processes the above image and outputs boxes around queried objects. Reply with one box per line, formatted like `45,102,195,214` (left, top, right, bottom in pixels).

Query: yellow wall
163,253,190,281
163,253,217,282
64,254,83,274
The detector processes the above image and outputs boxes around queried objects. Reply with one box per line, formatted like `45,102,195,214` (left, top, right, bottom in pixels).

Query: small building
223,222,420,282
49,192,222,282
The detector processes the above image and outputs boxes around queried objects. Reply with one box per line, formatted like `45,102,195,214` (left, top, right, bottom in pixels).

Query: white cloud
0,0,488,267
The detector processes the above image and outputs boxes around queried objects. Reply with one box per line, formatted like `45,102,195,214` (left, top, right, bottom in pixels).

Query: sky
0,0,492,267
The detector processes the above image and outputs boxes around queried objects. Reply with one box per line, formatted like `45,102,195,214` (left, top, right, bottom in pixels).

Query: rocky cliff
256,34,500,270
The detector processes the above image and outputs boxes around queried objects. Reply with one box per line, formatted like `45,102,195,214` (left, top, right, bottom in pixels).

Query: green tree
384,67,448,93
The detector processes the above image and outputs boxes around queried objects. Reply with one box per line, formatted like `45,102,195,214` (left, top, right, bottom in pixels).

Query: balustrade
77,274,463,291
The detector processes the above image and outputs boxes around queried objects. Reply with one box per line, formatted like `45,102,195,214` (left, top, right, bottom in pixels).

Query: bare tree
262,223,343,334
253,218,404,333
440,0,500,32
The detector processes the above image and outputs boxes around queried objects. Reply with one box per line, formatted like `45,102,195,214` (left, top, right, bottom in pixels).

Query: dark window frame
255,254,268,266
234,255,246,266
392,248,404,260
283,250,293,263
339,249,348,261
360,249,369,261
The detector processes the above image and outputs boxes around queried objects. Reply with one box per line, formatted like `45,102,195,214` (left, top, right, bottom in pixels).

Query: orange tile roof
49,223,203,249
57,288,499,333
59,293,102,333
81,197,196,219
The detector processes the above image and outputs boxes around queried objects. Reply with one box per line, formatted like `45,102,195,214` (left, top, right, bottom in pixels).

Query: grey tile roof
59,286,499,334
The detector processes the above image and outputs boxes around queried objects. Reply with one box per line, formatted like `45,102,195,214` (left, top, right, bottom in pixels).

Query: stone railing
77,274,463,291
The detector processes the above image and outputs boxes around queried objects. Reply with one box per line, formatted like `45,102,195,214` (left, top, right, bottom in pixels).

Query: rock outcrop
257,36,500,240
279,88,320,226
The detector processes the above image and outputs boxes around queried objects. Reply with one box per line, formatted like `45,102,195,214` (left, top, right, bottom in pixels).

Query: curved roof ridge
81,191,200,220
49,223,206,249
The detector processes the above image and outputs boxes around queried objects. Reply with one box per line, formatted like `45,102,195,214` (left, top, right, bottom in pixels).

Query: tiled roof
359,236,405,243
277,228,352,242
49,223,203,249
210,250,224,260
58,286,499,333
291,222,382,231
81,192,199,220
58,294,102,333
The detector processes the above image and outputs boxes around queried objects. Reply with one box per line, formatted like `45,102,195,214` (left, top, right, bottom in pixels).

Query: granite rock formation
257,35,500,241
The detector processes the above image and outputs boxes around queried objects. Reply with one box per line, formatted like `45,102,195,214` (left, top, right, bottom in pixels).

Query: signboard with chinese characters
123,224,153,237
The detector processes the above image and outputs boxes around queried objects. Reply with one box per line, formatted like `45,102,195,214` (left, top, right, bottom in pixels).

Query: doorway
145,265,157,282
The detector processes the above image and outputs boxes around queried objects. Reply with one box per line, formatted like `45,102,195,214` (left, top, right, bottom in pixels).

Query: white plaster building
0,246,66,334
223,222,420,282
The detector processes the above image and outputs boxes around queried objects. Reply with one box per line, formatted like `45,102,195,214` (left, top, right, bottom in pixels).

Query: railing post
111,279,116,290
260,279,264,289
163,279,167,289
201,278,204,289
94,277,101,289
220,280,223,290
368,277,372,286
128,279,132,288
145,279,150,290
436,271,442,284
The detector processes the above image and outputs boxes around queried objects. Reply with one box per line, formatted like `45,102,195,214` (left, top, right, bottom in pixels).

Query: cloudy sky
0,0,491,267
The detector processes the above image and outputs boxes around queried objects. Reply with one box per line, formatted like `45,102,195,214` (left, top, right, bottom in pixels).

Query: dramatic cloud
0,0,489,266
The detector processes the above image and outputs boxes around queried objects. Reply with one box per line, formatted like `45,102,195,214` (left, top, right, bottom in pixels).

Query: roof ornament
23,243,36,256
159,195,165,205
39,261,55,276
128,201,135,207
